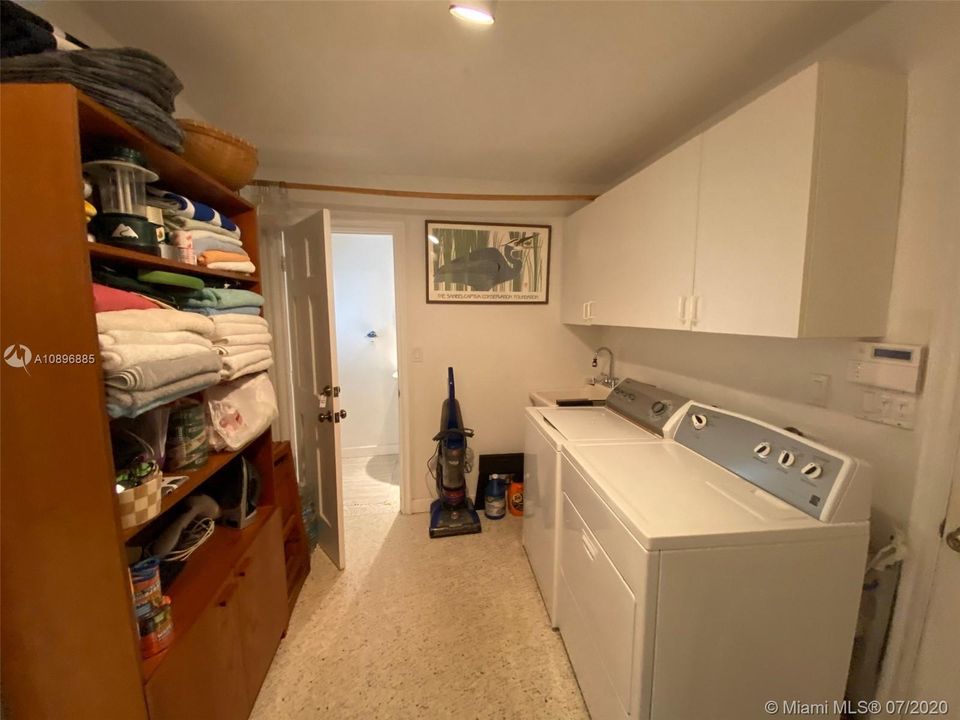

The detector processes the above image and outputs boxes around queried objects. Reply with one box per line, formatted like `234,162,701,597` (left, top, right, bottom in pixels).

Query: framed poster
425,221,551,304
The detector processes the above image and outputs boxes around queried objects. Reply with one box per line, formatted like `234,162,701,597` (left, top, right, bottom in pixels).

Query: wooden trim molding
251,179,597,202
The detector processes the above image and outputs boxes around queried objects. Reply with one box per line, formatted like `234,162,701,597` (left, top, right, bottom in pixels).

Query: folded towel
99,330,213,349
146,188,238,232
199,250,251,266
211,313,268,326
100,342,211,372
215,343,271,358
106,370,221,418
206,260,256,274
93,283,161,313
214,333,273,350
164,215,240,240
183,306,262,317
212,322,270,338
104,351,222,391
178,231,248,257
220,348,272,378
173,287,264,310
97,309,215,336
222,357,273,382
93,268,178,306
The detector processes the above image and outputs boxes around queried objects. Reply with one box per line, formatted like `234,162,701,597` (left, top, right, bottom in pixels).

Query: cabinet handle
581,530,599,561
588,301,595,320
582,302,588,321
691,296,702,326
217,582,238,608
677,296,688,324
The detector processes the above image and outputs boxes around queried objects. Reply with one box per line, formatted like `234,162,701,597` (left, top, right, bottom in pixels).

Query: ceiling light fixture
428,234,441,245
449,1,494,26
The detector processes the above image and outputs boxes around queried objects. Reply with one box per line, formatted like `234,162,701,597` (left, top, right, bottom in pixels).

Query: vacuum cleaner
428,367,482,539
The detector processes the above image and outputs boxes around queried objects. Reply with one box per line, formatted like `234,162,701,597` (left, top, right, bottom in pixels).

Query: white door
693,64,819,337
284,209,345,569
591,136,701,330
909,439,960,710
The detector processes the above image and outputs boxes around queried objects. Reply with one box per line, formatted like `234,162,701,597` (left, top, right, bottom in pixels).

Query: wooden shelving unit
1,83,300,720
90,243,261,285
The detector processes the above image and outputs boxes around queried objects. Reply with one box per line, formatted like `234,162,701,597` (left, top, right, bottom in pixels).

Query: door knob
321,385,341,398
318,411,333,422
334,409,347,423
946,526,960,554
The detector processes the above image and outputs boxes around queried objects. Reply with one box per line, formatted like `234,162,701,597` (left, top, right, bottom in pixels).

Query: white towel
214,333,273,350
213,322,270,338
222,357,273,381
97,309,214,337
211,314,268,327
164,216,241,240
206,261,256,274
220,348,272,378
100,343,210,372
99,330,213,349
215,343,271,357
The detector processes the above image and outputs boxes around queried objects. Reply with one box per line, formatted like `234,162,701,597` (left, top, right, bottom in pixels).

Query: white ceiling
72,1,881,191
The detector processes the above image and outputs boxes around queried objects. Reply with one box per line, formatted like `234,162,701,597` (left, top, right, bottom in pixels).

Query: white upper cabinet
562,137,701,328
562,61,906,339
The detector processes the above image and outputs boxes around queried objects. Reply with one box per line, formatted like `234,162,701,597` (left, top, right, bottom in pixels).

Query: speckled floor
250,508,588,719
342,454,400,517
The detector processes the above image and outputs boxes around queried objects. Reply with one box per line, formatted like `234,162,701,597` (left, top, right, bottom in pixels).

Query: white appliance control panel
847,342,925,394
675,405,869,522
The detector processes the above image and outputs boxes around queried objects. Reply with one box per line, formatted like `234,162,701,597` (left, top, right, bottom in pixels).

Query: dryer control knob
691,413,708,430
801,462,823,480
778,450,796,468
754,442,772,458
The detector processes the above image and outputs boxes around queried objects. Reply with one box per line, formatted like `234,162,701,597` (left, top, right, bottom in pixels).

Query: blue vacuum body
428,368,481,539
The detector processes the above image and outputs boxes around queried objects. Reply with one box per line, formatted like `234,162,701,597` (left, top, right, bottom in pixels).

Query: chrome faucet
591,346,619,388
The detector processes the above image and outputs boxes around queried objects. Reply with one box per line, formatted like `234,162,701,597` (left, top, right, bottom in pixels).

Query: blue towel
173,287,264,310
182,305,262,316
147,188,238,233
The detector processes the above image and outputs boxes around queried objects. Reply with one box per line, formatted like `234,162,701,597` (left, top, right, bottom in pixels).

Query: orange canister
508,477,524,516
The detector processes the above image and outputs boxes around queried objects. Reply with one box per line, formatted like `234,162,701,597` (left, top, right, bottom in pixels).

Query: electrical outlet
807,373,830,407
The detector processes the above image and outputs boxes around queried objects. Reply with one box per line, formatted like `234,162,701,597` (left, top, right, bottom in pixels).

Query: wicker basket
117,469,163,530
178,119,258,191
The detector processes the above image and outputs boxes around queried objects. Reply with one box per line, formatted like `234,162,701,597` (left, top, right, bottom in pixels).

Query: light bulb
449,3,494,25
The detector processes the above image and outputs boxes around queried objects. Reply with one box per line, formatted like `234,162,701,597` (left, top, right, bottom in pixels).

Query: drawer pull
236,557,253,578
581,530,599,561
217,582,238,608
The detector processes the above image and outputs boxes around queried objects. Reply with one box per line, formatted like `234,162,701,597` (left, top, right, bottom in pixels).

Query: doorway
331,232,401,516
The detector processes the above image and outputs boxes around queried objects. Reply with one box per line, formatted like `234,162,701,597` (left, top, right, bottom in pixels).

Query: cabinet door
561,200,602,325
145,582,248,720
236,509,288,704
592,137,701,330
693,65,819,337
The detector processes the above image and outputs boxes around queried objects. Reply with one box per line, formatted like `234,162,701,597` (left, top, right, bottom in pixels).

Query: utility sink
529,386,612,408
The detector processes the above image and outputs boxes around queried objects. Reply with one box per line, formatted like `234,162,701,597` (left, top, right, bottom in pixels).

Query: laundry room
1,2,957,719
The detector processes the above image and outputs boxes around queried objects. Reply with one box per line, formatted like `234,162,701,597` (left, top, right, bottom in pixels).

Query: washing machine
557,402,872,720
522,378,690,626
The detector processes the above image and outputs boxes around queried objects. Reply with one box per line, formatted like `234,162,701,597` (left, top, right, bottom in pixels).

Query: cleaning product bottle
508,475,524,516
485,474,506,519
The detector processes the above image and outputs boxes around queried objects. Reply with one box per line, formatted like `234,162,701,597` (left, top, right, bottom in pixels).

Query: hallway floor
250,507,588,719
342,454,400,517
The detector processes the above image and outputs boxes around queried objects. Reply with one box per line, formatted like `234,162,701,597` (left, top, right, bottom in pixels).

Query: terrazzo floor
342,454,401,517
250,490,588,719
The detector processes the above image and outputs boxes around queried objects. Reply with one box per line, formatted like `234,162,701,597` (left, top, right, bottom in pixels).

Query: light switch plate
857,389,916,430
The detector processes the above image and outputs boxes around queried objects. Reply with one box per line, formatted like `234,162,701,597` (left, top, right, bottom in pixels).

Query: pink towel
92,283,160,313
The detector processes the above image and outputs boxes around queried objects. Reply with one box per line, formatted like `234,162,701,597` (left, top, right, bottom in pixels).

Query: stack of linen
173,287,264,317
148,188,255,274
97,309,223,418
210,314,273,381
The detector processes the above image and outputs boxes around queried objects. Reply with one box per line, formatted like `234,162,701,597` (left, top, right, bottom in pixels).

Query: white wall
331,233,400,456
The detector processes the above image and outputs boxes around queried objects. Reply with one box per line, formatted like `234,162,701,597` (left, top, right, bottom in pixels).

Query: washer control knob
778,450,796,468
801,462,823,480
691,413,708,430
651,401,667,416
754,442,772,458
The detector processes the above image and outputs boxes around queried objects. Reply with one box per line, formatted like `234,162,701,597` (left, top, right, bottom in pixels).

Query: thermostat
847,342,926,394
